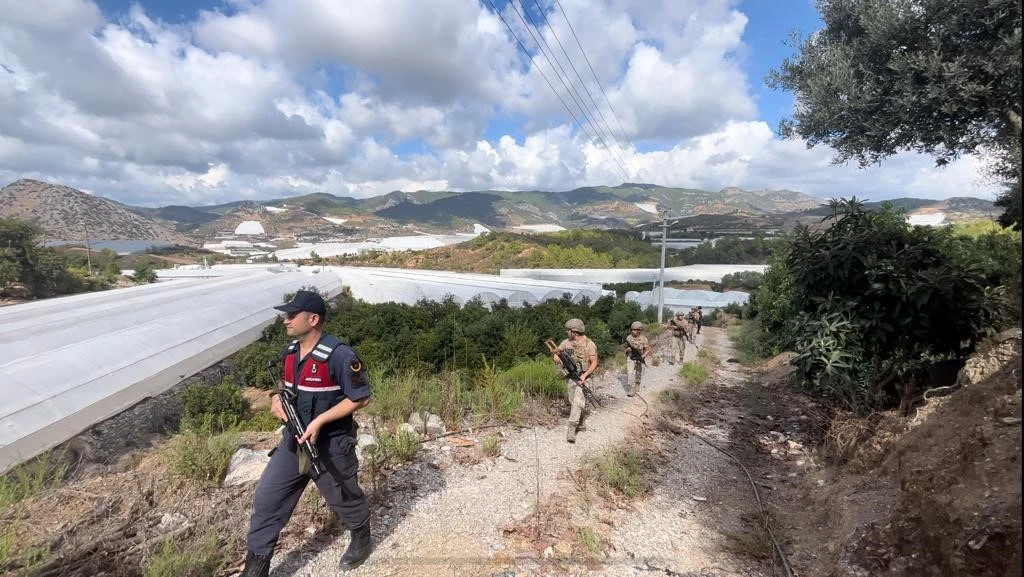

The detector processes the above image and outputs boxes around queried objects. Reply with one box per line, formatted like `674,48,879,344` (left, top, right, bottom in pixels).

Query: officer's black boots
240,551,272,577
338,523,372,571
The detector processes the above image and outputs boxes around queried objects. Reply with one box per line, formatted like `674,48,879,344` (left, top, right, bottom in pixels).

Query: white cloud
0,0,1001,207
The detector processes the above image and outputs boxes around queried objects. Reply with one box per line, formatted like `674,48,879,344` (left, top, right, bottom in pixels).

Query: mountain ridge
0,178,997,245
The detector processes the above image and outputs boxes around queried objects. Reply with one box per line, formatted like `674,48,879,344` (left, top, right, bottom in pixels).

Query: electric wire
508,0,630,183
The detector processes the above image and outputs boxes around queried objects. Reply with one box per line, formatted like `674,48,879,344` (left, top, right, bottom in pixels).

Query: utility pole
657,212,669,324
82,220,93,276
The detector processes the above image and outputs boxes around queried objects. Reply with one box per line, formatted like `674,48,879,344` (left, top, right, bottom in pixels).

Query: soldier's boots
240,551,272,577
566,422,577,443
339,523,373,571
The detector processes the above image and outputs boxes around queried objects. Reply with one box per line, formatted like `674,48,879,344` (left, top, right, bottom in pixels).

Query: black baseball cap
274,290,327,316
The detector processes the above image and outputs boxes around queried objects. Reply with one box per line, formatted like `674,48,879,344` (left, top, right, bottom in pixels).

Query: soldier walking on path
690,306,704,335
552,318,599,443
624,321,652,397
667,311,693,365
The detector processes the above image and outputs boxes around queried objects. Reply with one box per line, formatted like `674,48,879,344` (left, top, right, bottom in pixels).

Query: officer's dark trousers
247,433,370,555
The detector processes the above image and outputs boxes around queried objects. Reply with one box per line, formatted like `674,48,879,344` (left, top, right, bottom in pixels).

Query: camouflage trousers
629,360,644,395
670,336,687,364
566,378,587,427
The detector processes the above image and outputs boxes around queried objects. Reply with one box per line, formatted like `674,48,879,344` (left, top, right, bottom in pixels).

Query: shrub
770,199,1003,411
496,358,564,400
144,534,227,577
680,362,710,386
180,378,252,434
591,449,646,498
171,424,240,484
0,450,70,510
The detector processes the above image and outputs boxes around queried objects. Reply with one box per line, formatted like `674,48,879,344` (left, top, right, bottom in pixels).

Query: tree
768,0,1022,226
133,263,157,284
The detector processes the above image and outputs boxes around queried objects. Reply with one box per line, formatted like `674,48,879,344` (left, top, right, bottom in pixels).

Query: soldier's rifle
266,360,326,478
544,339,603,407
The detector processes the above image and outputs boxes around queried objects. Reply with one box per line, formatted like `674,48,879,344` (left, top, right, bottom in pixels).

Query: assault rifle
625,341,648,366
544,339,603,407
266,360,325,478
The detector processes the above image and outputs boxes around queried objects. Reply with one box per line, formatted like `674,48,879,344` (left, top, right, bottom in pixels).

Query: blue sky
0,0,994,206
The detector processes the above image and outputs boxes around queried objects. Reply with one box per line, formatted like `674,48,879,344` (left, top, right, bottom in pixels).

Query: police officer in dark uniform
240,290,373,576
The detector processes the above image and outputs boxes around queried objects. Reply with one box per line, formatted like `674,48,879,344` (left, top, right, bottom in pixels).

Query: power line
552,0,643,180
530,0,638,178
509,0,630,183
485,0,630,184
516,0,631,181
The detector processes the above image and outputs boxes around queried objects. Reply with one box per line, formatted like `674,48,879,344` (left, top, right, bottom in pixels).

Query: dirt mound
732,331,1022,577
835,337,1022,577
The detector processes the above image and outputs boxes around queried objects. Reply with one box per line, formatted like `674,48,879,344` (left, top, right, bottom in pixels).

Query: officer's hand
298,419,322,444
271,394,288,422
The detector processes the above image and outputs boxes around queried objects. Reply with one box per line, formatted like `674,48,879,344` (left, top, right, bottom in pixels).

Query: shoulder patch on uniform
350,355,367,387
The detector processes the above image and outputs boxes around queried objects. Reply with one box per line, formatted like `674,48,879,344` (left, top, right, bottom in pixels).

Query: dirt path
268,327,774,577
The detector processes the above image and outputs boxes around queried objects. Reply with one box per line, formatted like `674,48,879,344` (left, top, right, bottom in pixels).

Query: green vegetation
589,449,647,498
577,526,605,555
482,435,502,457
0,217,185,298
769,0,1021,228
180,378,251,433
364,427,422,469
170,424,240,485
743,199,1019,412
675,236,782,265
338,230,781,274
726,321,774,366
0,450,70,510
0,219,109,298
679,362,710,386
144,534,228,577
0,527,50,576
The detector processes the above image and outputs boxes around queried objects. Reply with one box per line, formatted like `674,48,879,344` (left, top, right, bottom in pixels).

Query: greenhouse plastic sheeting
333,266,612,306
0,266,341,473
498,264,768,283
625,287,751,313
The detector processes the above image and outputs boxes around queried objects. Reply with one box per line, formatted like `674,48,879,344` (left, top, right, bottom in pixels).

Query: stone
357,433,377,457
223,448,271,486
425,413,446,436
157,512,190,534
408,412,426,434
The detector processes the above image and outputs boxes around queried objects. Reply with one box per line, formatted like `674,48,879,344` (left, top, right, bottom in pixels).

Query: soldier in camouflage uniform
554,318,599,443
690,306,704,334
667,311,692,365
624,321,651,397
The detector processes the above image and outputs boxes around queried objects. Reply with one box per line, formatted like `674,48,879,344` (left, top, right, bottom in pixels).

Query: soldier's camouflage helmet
565,318,586,334
630,321,645,330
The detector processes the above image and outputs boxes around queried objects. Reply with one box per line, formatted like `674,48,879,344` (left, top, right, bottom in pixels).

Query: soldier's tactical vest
282,336,354,436
570,338,594,373
671,318,689,337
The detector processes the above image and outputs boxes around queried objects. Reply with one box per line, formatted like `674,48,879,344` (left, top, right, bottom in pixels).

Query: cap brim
274,303,303,313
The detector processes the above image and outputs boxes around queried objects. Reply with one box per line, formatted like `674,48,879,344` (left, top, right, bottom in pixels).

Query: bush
171,424,240,484
0,450,70,510
680,362,710,386
497,358,564,400
591,449,646,498
144,534,227,577
765,199,1004,411
180,378,250,433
